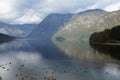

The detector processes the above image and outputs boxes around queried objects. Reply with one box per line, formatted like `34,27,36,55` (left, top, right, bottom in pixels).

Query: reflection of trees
90,44,120,60
53,40,116,62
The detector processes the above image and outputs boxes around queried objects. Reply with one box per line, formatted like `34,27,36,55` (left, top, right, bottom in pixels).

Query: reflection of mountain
28,14,73,39
1,40,120,80
0,39,37,53
52,39,118,62
28,40,68,60
0,38,68,60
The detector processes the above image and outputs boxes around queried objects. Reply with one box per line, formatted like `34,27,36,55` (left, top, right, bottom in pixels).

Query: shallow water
0,39,120,80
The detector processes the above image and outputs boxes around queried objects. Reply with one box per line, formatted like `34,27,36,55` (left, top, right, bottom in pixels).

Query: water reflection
52,39,119,63
90,44,120,60
0,39,120,80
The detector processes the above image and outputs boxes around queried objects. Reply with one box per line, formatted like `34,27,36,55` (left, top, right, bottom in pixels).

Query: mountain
12,24,37,36
28,13,73,39
52,9,120,42
28,9,108,40
78,9,105,15
0,21,37,37
0,22,25,37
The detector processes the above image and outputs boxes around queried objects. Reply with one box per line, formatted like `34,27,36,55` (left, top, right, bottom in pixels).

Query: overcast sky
0,0,120,24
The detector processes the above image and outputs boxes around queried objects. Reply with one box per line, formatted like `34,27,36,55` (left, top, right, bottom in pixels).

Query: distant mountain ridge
28,13,73,39
12,24,37,36
78,9,105,15
0,21,37,37
0,22,25,37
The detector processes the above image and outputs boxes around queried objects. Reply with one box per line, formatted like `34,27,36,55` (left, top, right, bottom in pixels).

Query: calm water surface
0,39,120,80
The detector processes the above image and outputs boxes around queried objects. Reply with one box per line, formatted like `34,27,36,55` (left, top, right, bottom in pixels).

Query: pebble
21,78,24,80
16,74,19,76
9,62,12,64
106,72,109,74
2,67,5,69
7,69,9,71
46,76,56,80
21,65,24,67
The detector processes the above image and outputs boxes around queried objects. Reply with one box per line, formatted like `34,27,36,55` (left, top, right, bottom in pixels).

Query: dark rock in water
56,37,65,41
2,67,5,69
21,64,24,67
16,74,19,76
106,72,109,74
31,77,34,80
0,33,15,44
21,78,24,80
7,69,9,71
46,76,56,80
44,76,47,79
19,67,22,70
9,62,12,64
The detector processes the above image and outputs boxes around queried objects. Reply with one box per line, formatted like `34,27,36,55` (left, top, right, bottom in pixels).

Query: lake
0,39,120,80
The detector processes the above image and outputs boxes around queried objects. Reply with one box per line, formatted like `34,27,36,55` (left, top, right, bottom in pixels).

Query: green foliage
110,25,120,40
90,25,120,44
0,33,15,44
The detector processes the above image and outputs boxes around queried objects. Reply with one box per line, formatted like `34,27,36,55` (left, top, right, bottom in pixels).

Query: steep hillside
28,13,73,39
95,10,120,31
52,10,108,41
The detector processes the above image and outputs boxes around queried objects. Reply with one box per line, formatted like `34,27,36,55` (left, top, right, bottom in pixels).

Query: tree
110,25,120,40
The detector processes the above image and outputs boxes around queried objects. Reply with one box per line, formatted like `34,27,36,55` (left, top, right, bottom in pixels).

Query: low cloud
105,2,120,12
0,0,120,24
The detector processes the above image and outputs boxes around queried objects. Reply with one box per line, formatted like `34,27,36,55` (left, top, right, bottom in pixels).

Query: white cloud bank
0,0,120,24
105,2,120,12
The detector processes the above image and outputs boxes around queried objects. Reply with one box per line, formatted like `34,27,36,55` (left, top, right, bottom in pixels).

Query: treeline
0,33,15,44
89,25,120,44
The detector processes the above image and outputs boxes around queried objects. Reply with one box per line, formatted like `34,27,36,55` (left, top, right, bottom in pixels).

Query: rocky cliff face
53,10,120,41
